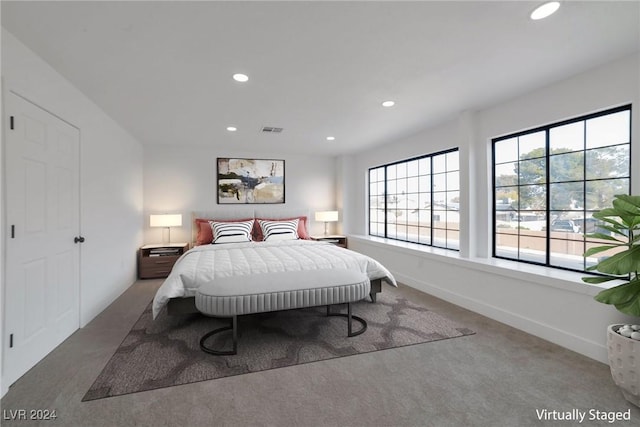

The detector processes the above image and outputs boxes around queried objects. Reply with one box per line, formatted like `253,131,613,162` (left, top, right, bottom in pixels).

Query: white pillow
258,218,299,241
209,220,254,244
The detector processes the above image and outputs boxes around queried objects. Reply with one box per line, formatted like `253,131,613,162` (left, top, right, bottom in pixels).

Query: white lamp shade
315,211,339,222
150,214,182,228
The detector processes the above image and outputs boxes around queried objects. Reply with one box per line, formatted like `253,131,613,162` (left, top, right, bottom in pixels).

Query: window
492,105,631,272
369,148,460,250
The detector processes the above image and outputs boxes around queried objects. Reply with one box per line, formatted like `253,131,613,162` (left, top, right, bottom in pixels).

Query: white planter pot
608,324,640,407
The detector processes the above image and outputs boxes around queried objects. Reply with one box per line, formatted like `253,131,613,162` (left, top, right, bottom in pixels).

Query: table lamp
315,211,339,236
150,214,182,244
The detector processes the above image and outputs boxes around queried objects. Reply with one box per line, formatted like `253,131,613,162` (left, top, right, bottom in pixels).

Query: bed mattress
152,239,397,318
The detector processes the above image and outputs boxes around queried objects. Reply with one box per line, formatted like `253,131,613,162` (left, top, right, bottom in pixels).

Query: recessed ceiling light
530,1,560,20
226,126,237,132
232,73,249,82
326,136,336,141
382,100,395,107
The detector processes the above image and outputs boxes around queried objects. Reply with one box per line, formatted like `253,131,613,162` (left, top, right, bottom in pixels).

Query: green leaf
586,195,640,318
592,216,632,233
595,217,627,231
591,225,629,239
594,279,640,308
593,208,624,219
616,194,640,209
584,245,617,258
596,278,640,316
591,245,640,275
613,195,640,215
614,297,640,316
604,199,640,228
582,276,619,284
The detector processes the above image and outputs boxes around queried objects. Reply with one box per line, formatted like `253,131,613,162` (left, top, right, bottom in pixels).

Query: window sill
347,234,621,297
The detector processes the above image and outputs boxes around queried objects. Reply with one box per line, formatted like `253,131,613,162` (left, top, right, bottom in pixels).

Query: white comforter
152,239,397,318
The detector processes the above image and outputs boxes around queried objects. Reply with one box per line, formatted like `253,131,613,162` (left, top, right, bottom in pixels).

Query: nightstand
138,243,189,279
311,235,347,249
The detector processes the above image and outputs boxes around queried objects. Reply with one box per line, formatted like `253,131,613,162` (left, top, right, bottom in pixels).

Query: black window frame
492,104,632,273
368,147,460,251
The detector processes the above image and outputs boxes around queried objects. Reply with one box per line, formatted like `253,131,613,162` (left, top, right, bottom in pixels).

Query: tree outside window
493,105,631,272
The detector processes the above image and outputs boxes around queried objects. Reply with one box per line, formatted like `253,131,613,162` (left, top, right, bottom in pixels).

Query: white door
4,92,80,387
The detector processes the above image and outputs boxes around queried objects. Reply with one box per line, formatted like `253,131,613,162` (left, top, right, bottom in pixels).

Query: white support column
457,110,479,258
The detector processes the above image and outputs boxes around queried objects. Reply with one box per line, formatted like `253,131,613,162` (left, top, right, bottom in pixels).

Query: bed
151,209,397,319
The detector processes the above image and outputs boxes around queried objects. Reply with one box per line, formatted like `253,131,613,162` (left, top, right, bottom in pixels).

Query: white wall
1,29,144,395
342,53,640,363
143,146,337,244
344,117,461,235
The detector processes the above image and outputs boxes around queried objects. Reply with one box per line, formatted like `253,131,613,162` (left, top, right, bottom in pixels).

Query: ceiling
2,1,639,156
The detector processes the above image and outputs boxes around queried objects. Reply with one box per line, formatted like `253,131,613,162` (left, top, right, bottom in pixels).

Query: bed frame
165,207,383,316
167,278,383,315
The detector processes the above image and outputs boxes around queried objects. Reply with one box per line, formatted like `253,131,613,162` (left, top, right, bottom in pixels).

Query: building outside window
492,105,631,272
369,148,460,250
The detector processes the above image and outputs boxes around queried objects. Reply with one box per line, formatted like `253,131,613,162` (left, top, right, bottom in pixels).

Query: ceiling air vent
261,126,283,133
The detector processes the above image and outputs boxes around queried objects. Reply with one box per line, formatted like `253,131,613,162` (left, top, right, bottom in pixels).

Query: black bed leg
370,279,382,303
200,315,238,356
232,315,238,354
348,302,353,336
326,303,367,337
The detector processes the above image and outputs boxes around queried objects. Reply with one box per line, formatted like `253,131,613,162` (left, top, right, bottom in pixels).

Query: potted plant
582,194,640,407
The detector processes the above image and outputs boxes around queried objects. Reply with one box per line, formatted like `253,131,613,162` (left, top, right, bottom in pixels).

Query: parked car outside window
550,219,580,233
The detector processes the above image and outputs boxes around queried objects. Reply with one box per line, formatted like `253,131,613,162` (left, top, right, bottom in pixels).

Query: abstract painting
217,158,285,204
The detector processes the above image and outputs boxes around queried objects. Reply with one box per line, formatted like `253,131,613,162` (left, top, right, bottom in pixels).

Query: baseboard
392,271,609,364
80,276,137,328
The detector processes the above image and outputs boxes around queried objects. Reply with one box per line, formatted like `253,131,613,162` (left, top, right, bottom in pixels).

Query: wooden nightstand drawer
310,235,347,249
139,263,176,279
138,243,188,279
141,256,180,267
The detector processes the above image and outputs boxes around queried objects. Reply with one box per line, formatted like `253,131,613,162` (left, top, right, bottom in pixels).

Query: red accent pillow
195,218,254,245
254,216,310,241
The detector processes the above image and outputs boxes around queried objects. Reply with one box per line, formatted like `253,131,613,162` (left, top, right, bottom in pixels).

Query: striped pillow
258,219,299,241
209,220,254,244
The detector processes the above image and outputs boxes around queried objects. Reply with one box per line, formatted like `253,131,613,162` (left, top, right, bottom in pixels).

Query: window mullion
384,166,388,239
582,121,588,271
545,128,551,266
430,156,434,247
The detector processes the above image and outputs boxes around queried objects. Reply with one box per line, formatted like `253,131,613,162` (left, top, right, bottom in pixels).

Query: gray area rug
83,287,474,401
